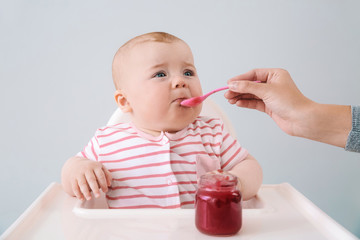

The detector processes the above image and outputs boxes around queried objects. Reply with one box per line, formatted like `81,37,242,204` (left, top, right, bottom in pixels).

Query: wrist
293,102,351,147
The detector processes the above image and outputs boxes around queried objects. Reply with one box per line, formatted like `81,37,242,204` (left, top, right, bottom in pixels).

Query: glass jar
195,173,242,235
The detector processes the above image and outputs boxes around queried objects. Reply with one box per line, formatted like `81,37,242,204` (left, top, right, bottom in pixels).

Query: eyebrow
148,62,196,71
148,63,166,70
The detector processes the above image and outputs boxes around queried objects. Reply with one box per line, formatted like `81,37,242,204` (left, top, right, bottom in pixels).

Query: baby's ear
114,89,132,113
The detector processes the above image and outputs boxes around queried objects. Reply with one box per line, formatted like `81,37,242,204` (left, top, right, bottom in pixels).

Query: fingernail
228,81,239,90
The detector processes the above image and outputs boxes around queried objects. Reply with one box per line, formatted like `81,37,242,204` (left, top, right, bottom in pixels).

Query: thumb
228,81,267,99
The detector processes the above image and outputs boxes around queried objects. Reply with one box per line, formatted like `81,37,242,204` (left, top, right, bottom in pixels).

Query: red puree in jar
195,173,242,235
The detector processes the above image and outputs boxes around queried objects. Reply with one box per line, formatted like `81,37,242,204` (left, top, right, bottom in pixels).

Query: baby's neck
131,122,181,137
138,127,162,137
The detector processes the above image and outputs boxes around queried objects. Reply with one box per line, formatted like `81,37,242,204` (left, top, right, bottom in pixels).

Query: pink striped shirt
77,116,248,209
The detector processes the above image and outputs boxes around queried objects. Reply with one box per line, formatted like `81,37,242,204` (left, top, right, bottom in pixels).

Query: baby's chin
163,117,198,133
151,106,202,133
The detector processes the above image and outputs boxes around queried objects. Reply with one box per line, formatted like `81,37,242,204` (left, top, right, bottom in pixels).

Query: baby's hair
112,32,183,89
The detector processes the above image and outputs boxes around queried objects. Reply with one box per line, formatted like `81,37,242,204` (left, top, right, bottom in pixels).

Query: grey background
1,0,359,237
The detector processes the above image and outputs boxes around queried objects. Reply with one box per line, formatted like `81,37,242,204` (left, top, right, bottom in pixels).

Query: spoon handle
204,86,229,98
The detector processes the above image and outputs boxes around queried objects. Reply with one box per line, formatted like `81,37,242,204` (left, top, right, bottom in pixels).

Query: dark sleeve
345,106,360,153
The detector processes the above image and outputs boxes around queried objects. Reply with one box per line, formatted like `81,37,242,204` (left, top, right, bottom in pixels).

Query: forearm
294,102,352,148
228,155,263,201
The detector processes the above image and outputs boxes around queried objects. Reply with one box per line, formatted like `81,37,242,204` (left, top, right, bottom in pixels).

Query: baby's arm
228,154,263,201
61,156,112,201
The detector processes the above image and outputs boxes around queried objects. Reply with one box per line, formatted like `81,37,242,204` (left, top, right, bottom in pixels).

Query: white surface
72,188,268,219
1,183,358,240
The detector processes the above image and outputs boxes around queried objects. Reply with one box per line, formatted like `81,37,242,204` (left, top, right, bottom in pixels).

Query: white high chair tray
72,186,269,219
1,183,357,240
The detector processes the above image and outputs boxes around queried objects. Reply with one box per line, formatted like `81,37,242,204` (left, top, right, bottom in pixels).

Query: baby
61,32,263,209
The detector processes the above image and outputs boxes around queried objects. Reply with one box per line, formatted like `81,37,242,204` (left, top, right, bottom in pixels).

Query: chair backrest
107,98,236,138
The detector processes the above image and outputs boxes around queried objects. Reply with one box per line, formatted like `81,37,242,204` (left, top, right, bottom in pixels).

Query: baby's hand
62,157,112,201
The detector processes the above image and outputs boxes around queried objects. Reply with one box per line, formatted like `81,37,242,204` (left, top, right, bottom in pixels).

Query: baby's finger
103,166,113,187
94,167,108,194
71,180,85,201
77,175,92,200
85,170,101,198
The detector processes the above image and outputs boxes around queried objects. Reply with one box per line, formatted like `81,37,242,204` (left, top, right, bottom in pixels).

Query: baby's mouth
173,97,188,105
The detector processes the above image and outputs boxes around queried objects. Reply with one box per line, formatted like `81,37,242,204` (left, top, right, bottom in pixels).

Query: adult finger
234,98,266,112
228,68,276,83
227,80,268,100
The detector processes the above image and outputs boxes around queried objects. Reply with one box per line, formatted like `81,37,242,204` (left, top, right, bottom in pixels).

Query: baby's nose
172,77,188,88
175,83,186,88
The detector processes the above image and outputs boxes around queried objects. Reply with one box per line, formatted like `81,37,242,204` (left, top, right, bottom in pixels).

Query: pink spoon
181,86,229,107
181,81,262,107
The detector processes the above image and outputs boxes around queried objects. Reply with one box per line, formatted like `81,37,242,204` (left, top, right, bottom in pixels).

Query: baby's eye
184,70,193,76
154,72,166,78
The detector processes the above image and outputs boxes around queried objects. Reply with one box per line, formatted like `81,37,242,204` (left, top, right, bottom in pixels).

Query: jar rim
198,173,238,190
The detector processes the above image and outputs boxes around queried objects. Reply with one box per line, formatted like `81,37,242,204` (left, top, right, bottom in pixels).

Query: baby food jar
195,173,242,235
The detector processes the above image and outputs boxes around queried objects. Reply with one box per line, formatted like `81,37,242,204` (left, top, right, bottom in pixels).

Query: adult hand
225,68,351,147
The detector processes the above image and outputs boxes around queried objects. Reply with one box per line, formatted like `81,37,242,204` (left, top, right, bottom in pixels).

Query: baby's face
118,40,203,135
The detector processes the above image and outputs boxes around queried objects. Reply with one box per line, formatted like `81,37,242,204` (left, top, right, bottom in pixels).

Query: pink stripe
181,201,195,206
111,181,197,190
171,141,221,149
179,190,197,195
179,151,217,157
97,127,133,138
100,142,163,156
81,151,87,158
187,124,222,132
177,181,198,185
170,160,196,165
100,135,138,148
220,139,237,157
223,133,230,141
100,150,170,163
113,171,196,181
98,123,132,131
107,191,196,200
192,118,218,125
174,132,222,142
205,118,218,124
222,147,242,168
